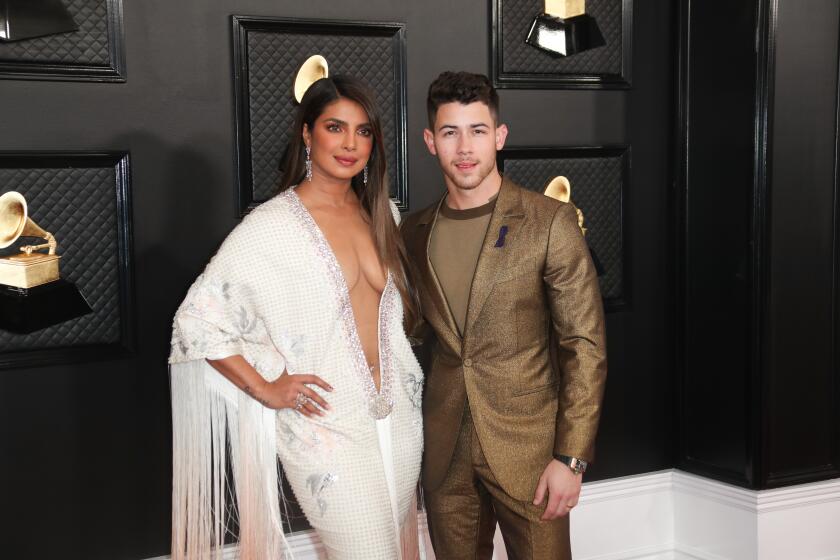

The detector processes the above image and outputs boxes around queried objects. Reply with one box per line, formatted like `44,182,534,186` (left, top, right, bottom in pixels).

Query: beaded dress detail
287,188,395,420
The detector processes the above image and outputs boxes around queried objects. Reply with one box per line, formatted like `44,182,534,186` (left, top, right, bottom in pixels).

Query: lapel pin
494,225,509,248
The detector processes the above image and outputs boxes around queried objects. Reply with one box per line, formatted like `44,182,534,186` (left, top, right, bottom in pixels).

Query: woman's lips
334,156,358,166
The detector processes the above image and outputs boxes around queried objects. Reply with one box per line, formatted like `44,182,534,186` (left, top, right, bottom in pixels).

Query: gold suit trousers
424,406,572,560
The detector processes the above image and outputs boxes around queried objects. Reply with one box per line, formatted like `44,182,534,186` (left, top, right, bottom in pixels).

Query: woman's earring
305,146,312,182
363,165,368,185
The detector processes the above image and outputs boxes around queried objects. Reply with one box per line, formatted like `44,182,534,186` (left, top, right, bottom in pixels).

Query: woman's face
303,97,374,183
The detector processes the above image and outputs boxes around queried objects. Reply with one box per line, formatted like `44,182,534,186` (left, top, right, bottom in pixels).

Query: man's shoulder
504,178,565,220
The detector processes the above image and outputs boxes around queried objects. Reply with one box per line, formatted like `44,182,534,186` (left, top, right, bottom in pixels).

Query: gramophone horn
543,176,572,203
0,191,28,248
293,55,329,103
0,191,56,254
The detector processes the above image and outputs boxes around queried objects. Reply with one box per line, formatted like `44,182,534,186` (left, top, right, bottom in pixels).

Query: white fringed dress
168,188,424,560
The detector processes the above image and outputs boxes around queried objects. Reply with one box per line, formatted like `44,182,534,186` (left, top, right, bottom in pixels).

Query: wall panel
0,1,675,557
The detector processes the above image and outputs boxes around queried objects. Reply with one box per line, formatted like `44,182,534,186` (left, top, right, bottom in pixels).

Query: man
402,71,607,559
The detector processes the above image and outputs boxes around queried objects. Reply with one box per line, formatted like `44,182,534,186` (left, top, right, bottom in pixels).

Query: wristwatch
554,454,588,475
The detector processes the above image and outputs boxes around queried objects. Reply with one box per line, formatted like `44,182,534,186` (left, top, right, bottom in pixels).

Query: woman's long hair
278,75,419,330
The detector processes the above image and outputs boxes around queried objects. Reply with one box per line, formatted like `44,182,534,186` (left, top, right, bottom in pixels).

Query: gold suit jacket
401,178,607,501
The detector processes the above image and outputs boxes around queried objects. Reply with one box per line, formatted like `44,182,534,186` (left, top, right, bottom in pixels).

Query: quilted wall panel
0,153,133,363
234,17,407,213
0,0,125,81
492,0,632,88
500,147,628,307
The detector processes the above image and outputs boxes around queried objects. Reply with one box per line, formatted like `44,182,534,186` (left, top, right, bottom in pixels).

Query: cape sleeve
167,202,292,560
169,272,264,363
168,206,285,379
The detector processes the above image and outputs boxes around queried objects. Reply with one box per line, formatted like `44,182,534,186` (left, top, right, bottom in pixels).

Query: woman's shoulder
229,189,299,235
205,189,303,266
246,188,296,219
388,198,401,225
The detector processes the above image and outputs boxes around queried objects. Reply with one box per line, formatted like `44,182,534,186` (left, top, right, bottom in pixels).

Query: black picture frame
0,151,135,369
0,0,126,82
231,16,409,215
491,0,633,89
498,145,630,311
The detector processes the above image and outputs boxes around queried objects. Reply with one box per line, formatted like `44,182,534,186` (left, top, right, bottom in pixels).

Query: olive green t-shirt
429,196,497,336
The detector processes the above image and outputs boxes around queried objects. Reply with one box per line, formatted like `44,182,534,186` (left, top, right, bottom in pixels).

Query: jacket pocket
512,381,558,397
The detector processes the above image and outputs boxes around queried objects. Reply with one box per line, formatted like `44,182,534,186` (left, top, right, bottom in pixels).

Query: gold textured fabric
428,196,496,335
424,405,571,560
401,178,607,505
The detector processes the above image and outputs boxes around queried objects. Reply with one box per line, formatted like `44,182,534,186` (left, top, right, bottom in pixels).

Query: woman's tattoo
243,384,271,407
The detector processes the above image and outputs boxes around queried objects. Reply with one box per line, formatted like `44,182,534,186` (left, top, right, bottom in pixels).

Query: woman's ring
294,392,307,410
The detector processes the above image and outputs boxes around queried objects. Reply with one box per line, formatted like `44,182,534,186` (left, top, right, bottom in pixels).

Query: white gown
168,188,424,560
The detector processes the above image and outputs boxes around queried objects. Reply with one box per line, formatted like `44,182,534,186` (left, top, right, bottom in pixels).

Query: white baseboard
147,470,840,560
571,471,676,560
672,472,840,560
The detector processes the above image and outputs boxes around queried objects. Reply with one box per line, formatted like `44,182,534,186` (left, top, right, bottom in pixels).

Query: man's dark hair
426,71,500,129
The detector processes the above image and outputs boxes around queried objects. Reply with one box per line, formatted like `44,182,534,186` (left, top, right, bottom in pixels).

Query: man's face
424,101,508,192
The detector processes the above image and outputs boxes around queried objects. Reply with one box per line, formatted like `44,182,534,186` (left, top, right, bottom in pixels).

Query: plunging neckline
288,188,394,419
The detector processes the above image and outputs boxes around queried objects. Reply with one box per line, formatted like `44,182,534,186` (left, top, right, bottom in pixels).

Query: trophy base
525,13,606,57
0,279,93,334
0,253,61,288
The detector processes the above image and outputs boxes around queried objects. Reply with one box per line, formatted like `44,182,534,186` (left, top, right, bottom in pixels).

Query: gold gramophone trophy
543,176,605,276
293,55,329,103
525,0,606,57
0,191,92,333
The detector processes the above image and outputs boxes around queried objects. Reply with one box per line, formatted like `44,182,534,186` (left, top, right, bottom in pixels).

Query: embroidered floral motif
306,472,338,516
168,273,287,368
405,370,424,409
277,414,346,461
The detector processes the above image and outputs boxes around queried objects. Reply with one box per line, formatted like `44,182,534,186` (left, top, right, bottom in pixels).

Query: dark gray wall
765,0,840,485
678,0,840,488
0,1,675,558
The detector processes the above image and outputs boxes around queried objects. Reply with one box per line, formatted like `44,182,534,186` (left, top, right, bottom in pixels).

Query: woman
169,75,424,559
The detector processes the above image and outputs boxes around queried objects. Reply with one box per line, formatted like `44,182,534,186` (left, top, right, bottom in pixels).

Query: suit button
464,358,473,367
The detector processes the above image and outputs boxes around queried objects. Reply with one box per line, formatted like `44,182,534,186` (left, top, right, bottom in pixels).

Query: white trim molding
672,471,840,560
147,470,840,560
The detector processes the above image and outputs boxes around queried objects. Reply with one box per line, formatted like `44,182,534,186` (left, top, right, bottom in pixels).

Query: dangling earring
305,146,312,182
363,165,368,185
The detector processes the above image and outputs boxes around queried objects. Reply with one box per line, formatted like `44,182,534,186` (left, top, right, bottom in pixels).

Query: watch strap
553,453,588,474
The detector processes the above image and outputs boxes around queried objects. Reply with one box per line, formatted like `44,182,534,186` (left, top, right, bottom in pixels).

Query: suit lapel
411,198,461,348
463,178,525,337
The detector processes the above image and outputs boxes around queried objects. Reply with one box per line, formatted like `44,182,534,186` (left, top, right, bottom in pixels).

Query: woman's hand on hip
206,355,333,417
258,373,333,417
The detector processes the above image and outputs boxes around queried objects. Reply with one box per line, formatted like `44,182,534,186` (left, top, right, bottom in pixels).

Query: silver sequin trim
285,189,395,419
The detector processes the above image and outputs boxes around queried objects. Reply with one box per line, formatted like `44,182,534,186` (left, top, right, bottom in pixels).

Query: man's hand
533,459,582,520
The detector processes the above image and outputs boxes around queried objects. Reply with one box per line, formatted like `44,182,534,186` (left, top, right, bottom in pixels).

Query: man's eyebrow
437,122,490,131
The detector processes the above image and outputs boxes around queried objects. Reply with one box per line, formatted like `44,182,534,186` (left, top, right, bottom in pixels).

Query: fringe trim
400,493,422,560
170,360,293,560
